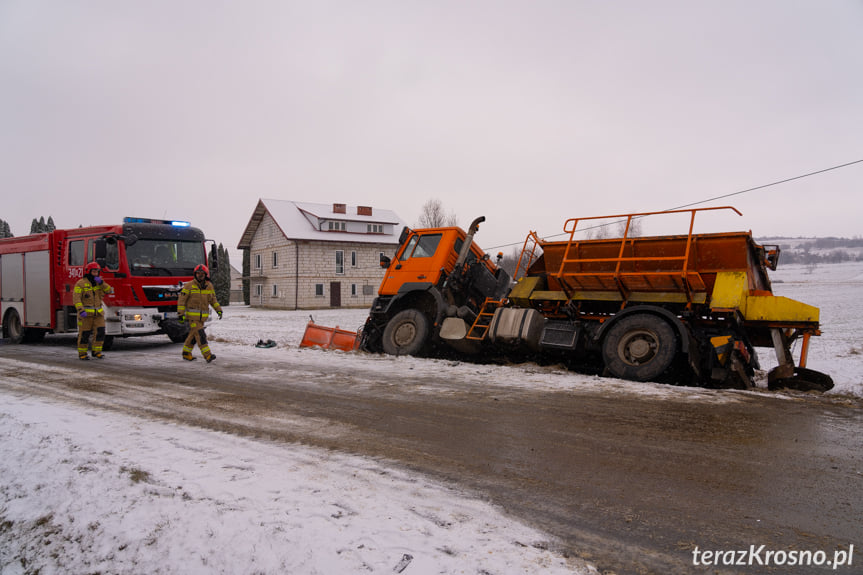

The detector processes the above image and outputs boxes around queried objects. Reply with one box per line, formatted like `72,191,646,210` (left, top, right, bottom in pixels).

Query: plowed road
2,338,861,574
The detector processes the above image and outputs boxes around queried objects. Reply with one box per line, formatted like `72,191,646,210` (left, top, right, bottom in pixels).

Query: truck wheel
168,332,187,344
382,309,430,356
3,309,24,344
602,314,677,382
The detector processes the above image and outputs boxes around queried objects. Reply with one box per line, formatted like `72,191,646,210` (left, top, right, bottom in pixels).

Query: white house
237,199,406,309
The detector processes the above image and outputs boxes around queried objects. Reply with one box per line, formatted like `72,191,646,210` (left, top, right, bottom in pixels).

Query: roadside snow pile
0,395,594,575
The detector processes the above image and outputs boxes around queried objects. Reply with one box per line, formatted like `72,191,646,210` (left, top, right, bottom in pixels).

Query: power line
663,158,863,212
487,158,863,251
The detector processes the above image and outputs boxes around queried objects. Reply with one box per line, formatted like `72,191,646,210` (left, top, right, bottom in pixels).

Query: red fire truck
0,217,217,347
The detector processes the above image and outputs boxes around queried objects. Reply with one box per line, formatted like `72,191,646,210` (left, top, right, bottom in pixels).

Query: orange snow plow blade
299,321,360,351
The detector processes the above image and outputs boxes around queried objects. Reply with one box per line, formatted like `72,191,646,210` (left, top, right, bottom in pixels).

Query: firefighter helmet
194,264,209,277
84,262,101,273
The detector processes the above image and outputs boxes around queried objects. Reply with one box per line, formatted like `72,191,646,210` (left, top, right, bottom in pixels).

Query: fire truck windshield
126,239,205,277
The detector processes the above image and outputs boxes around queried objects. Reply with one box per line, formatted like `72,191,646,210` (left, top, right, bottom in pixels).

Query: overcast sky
2,1,861,261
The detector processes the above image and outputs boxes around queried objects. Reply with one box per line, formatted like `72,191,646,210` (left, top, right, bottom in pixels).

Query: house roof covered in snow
237,199,406,249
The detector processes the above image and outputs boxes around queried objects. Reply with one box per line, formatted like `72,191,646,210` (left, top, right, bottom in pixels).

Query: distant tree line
0,218,12,238
763,237,863,265
0,215,58,237
779,249,862,265
31,216,56,233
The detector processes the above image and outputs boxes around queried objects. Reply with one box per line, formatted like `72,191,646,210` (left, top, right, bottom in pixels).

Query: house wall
247,212,395,309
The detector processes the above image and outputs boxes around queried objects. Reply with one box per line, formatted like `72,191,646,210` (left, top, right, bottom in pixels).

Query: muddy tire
602,314,678,382
102,335,115,351
382,309,430,356
3,309,24,344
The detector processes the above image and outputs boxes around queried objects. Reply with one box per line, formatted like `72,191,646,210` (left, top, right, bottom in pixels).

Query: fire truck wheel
602,314,678,382
168,333,187,344
382,309,430,356
3,309,24,344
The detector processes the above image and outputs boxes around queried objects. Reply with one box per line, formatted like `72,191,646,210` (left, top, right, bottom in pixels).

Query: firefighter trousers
77,315,106,357
182,321,213,360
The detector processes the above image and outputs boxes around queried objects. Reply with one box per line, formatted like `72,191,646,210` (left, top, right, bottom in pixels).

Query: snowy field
1,262,861,575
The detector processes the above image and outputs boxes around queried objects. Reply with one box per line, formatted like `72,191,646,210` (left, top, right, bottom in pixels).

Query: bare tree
615,216,643,238
417,198,458,228
585,219,613,239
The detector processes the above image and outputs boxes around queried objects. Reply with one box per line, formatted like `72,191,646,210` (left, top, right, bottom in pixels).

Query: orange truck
357,207,832,392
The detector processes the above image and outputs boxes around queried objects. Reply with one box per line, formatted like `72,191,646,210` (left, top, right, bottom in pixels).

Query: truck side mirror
380,254,391,268
209,243,219,272
398,226,410,245
93,239,107,267
763,245,780,271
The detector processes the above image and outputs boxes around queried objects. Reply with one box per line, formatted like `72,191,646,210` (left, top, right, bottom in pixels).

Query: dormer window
328,221,346,231
367,224,383,234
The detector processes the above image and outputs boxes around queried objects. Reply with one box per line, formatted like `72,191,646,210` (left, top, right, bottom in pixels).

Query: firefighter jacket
177,279,222,321
73,277,114,316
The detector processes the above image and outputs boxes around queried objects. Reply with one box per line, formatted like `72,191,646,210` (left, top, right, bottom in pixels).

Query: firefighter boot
205,353,216,363
92,352,104,359
79,353,90,361
182,344,195,361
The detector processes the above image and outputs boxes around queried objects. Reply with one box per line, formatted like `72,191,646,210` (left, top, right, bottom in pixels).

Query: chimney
333,203,346,214
357,206,373,216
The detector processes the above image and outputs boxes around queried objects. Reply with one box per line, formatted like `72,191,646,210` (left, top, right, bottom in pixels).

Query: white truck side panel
24,250,52,327
1,253,25,326
1,253,24,300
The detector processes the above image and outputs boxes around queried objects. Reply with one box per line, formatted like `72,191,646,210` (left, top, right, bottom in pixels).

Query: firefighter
177,264,222,362
73,262,114,360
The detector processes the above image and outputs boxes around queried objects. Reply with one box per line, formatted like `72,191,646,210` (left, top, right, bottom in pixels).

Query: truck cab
361,218,512,355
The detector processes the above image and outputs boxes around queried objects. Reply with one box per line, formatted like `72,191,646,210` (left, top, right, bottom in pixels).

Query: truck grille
142,286,182,303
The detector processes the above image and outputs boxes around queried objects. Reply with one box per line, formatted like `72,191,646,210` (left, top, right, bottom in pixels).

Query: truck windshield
126,239,205,277
399,233,442,261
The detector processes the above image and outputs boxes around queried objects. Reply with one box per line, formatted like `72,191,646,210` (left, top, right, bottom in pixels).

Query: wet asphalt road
1,338,861,574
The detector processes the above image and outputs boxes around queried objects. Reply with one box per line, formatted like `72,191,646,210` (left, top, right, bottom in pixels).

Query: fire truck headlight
125,314,143,321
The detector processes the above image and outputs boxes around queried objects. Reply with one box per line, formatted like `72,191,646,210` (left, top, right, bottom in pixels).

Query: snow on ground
0,396,593,575
1,262,861,575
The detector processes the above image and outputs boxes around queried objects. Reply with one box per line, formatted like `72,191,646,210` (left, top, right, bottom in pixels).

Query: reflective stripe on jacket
177,280,221,320
73,278,113,315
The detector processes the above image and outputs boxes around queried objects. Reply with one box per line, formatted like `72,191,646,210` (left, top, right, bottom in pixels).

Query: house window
272,284,278,297
272,252,278,268
255,284,262,297
328,221,346,231
254,254,262,269
367,224,383,234
351,251,357,267
351,284,357,297
315,284,324,296
335,250,344,274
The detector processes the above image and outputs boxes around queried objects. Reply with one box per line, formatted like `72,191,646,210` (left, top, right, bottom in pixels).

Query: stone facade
243,209,399,309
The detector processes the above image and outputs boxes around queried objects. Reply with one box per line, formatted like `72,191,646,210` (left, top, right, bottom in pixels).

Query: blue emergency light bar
124,217,191,227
